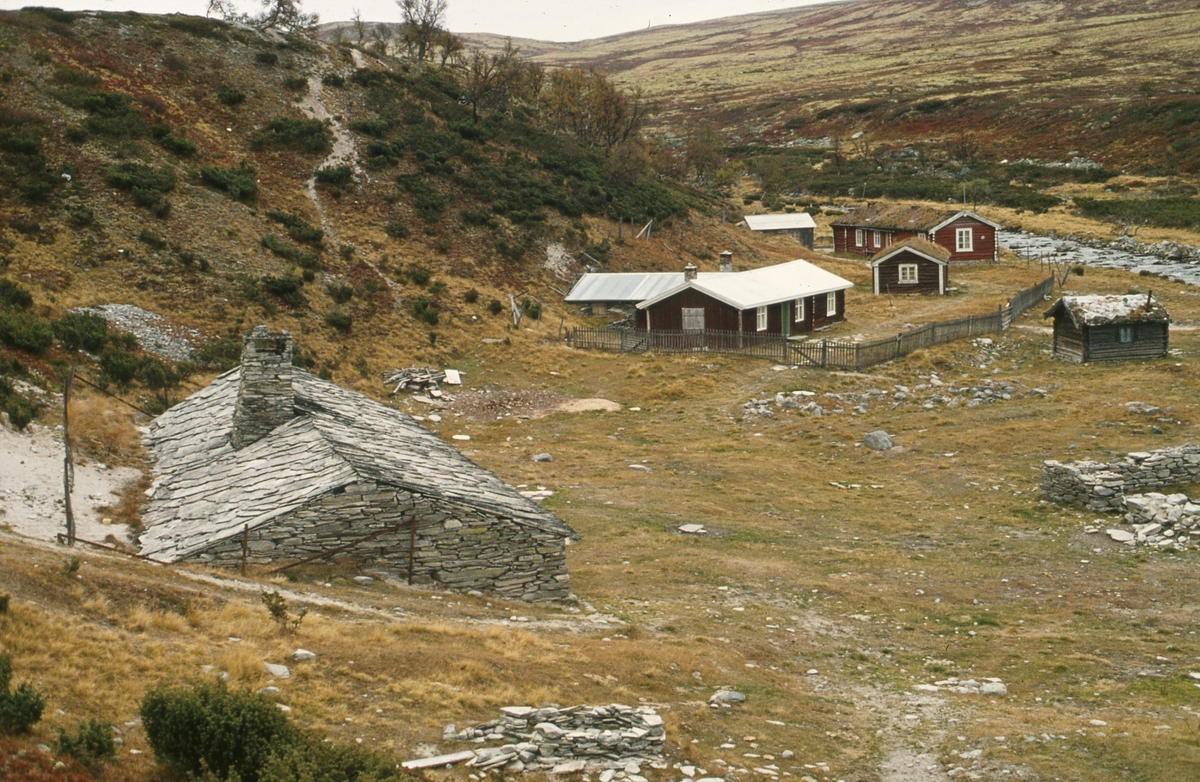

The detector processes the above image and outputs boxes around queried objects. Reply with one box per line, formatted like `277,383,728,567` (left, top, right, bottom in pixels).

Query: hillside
455,0,1200,174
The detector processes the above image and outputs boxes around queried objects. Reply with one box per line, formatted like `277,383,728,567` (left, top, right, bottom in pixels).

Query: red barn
871,238,950,295
830,205,999,263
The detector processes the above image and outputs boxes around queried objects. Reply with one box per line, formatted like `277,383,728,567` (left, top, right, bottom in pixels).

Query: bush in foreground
0,653,45,735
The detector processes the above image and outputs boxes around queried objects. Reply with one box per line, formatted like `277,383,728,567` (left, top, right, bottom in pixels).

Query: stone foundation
1041,443,1200,512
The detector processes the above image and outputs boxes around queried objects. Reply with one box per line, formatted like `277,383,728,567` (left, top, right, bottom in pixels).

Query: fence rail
567,275,1055,372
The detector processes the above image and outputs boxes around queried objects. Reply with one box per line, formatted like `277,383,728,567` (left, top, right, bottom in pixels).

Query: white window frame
898,264,919,284
794,297,805,323
956,227,974,252
826,291,837,316
682,307,705,332
855,228,863,247
1118,325,1134,343
873,230,881,248
756,305,768,332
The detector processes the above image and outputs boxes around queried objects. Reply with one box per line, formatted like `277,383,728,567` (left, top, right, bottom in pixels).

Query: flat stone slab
709,690,746,704
401,751,477,770
263,663,290,679
678,524,705,534
1107,529,1136,543
291,649,317,662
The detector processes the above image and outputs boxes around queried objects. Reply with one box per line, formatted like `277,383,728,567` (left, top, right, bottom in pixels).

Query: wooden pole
63,361,76,546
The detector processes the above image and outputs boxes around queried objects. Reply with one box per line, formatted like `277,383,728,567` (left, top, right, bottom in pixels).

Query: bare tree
436,29,464,68
351,8,368,43
397,0,448,67
370,22,395,57
254,0,319,34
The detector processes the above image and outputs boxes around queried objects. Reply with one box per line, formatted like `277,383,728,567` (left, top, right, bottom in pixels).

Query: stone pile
1042,443,1200,512
741,374,1046,419
1105,492,1200,550
447,704,665,772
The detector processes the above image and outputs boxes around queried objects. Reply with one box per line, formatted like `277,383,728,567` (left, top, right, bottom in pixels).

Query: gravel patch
75,304,205,362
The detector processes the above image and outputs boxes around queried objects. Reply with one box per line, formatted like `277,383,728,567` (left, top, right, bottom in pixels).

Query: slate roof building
1043,294,1170,363
743,213,816,248
140,327,578,601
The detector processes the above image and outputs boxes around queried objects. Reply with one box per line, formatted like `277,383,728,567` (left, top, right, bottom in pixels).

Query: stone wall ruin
1040,443,1200,513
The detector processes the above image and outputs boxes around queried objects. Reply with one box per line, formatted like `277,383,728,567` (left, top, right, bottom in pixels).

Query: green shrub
283,76,308,92
323,310,352,332
383,221,409,239
428,280,446,295
66,204,94,227
314,165,353,186
105,162,175,196
0,594,7,613
321,73,345,88
463,288,479,303
411,295,439,325
54,718,116,766
167,16,228,40
348,119,390,137
265,210,323,245
140,681,295,782
53,68,100,87
195,336,241,370
253,118,330,154
328,283,353,304
0,279,33,310
138,229,167,250
0,384,36,429
522,297,541,320
488,299,503,316
260,235,320,270
99,346,139,388
258,738,408,782
0,312,54,353
54,311,107,352
406,265,430,285
216,86,246,106
158,132,197,157
200,163,258,201
260,275,306,308
255,51,279,65
0,652,46,735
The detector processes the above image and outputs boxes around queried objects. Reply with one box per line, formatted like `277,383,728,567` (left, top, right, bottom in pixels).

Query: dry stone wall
447,704,666,772
1041,444,1200,512
194,480,570,601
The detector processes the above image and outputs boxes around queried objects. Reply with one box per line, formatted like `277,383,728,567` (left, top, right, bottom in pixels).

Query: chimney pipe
683,262,698,282
231,326,295,450
719,251,733,273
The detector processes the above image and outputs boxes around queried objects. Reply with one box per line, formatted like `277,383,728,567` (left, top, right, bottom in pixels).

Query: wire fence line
566,275,1055,371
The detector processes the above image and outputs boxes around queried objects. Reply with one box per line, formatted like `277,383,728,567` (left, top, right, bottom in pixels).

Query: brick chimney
684,262,698,282
719,251,733,273
231,326,295,450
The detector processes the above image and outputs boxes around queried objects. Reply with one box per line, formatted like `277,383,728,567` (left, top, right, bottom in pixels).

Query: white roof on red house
744,213,817,231
564,272,688,303
636,259,853,311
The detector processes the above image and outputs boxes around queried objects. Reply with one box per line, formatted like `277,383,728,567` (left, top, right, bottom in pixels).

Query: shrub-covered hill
0,8,713,409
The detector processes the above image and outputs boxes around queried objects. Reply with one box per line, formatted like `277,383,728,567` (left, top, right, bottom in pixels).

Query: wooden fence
567,275,1056,371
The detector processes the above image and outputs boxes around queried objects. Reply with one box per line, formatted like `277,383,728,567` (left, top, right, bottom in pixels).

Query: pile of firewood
384,367,460,397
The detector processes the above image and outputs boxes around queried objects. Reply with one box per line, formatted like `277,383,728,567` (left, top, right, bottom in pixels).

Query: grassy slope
458,0,1200,172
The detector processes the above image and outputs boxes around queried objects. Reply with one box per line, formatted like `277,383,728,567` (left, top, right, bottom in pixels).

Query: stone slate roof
140,368,578,562
870,237,952,265
1044,294,1170,328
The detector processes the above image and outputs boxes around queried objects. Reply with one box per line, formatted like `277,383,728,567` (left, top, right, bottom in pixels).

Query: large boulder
863,431,894,451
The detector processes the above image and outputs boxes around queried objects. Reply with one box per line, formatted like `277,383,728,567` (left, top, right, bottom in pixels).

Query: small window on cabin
855,228,863,247
826,291,837,316
873,230,881,247
1119,325,1134,343
898,264,918,284
956,227,973,252
756,306,768,332
794,297,805,323
682,307,705,331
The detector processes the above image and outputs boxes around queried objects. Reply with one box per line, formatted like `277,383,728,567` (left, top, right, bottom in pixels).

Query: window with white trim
682,307,705,331
1118,325,1134,343
794,297,805,323
826,291,837,316
873,230,881,248
756,305,768,332
898,264,918,284
855,228,863,247
956,227,973,252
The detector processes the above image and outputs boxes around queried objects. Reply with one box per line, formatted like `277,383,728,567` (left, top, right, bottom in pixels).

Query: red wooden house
871,238,950,295
831,205,999,263
634,259,853,337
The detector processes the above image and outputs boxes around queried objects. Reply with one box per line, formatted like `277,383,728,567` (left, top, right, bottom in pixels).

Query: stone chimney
719,251,733,273
231,326,295,450
683,262,698,282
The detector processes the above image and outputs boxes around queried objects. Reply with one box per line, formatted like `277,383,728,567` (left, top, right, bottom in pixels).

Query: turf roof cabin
831,205,999,263
743,213,816,248
1043,294,1170,363
139,327,578,601
870,238,950,295
634,258,853,336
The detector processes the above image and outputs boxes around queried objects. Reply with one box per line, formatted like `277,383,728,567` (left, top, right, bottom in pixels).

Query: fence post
855,342,861,371
968,313,973,336
821,339,828,367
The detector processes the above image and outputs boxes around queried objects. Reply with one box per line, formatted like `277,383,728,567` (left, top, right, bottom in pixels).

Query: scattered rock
678,524,706,534
402,751,478,770
263,663,291,679
532,453,554,463
862,431,893,451
291,649,317,662
353,576,374,584
979,682,1008,696
709,690,747,704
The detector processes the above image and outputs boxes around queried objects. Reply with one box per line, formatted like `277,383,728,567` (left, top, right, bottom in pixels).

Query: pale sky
0,0,829,42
